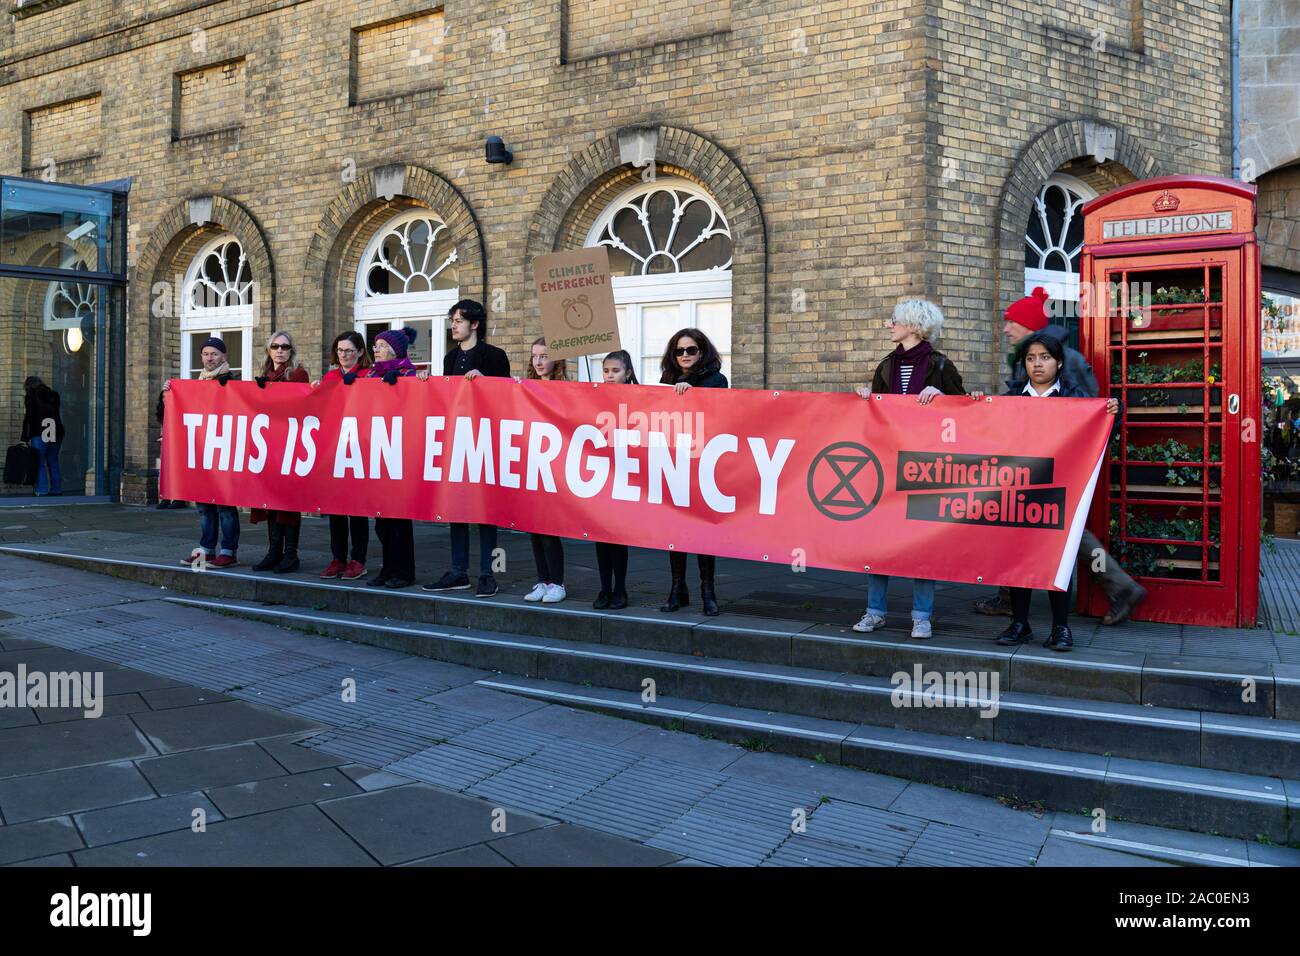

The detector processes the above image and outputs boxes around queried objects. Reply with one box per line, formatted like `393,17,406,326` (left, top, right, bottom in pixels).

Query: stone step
468,677,1297,845
161,594,1300,789
7,545,1294,720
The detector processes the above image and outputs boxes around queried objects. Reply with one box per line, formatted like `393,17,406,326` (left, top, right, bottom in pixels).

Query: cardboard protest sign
533,247,620,360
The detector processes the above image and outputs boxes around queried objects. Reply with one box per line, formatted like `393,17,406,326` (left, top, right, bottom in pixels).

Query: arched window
180,235,255,379
354,209,459,369
42,249,97,355
577,178,733,384
1024,173,1098,302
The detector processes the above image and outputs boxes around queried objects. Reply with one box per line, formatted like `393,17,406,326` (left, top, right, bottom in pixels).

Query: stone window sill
11,0,82,21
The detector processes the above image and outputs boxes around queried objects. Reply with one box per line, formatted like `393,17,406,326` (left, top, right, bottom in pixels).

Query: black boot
995,620,1034,646
593,590,611,609
698,555,720,617
274,522,300,573
660,551,689,612
609,587,628,610
1045,624,1074,652
253,522,285,572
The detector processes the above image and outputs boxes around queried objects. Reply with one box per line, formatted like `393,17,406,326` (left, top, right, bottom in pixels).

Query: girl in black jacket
659,328,728,616
981,332,1119,653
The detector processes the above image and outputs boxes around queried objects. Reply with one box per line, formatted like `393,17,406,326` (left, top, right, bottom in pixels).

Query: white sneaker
852,611,886,633
911,618,932,640
524,582,548,602
542,583,567,604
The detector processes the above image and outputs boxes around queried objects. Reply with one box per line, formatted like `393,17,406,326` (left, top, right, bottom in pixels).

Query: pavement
2,519,1299,866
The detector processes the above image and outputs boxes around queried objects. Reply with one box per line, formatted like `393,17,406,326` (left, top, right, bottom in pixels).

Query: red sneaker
341,560,367,580
320,560,346,579
179,549,210,567
209,554,239,569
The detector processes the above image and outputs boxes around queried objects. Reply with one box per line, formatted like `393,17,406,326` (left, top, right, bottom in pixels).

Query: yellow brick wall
565,0,731,61
176,59,247,138
25,94,101,171
353,9,445,103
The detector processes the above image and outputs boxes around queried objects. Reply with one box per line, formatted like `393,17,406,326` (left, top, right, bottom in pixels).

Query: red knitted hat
1003,287,1051,332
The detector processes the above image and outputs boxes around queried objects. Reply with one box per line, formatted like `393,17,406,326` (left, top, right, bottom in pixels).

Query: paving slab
131,699,323,753
0,715,158,779
509,703,651,746
337,765,416,792
318,783,550,865
0,760,156,824
137,742,288,796
258,733,351,774
401,844,512,867
887,781,1057,846
726,751,909,809
489,823,680,867
72,804,378,866
138,685,234,710
74,793,224,847
1036,834,1178,867
422,684,550,719
0,816,83,865
206,767,361,817
616,725,746,771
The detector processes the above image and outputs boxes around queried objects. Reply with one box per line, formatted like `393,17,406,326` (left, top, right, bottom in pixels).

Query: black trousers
328,514,369,563
595,541,628,593
374,518,414,581
1010,587,1070,628
529,533,565,584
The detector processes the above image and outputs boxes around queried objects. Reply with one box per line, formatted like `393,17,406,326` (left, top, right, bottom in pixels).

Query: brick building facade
0,0,1239,502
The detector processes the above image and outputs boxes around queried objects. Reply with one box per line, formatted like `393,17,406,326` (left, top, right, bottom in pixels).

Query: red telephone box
1079,175,1260,627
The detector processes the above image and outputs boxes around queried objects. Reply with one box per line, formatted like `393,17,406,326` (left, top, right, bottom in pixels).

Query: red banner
161,378,1112,590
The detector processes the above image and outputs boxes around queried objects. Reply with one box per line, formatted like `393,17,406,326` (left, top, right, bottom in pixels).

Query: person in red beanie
972,288,1145,625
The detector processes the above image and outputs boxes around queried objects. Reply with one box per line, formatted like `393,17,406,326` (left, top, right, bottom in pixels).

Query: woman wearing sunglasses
658,328,727,616
251,331,311,574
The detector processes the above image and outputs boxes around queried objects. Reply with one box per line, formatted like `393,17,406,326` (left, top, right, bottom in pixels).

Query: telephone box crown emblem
1152,190,1180,212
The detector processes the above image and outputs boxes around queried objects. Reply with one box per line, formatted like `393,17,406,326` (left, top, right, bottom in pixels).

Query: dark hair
659,328,721,385
1017,331,1066,377
449,299,488,340
23,376,44,392
329,331,371,370
603,349,638,385
527,336,569,381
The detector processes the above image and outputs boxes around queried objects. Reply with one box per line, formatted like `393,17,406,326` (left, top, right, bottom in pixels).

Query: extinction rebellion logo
806,443,1065,529
807,442,883,521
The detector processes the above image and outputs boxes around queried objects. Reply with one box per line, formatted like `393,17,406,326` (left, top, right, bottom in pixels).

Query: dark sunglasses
674,345,700,357
269,343,291,350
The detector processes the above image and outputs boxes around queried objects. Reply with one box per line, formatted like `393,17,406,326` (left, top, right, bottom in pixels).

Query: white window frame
576,178,733,382
353,209,460,368
1024,173,1098,303
179,234,255,379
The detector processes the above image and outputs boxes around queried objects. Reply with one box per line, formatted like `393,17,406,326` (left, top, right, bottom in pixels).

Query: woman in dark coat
21,376,64,496
250,331,311,573
658,328,728,616
976,331,1119,653
850,298,965,640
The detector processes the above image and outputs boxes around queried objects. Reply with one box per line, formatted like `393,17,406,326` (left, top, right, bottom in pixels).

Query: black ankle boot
609,588,628,610
274,522,300,573
995,620,1034,646
1045,624,1074,652
593,590,611,609
698,555,719,616
660,552,689,612
253,522,285,572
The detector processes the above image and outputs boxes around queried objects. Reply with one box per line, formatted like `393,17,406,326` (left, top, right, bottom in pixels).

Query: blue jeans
31,436,62,495
197,504,240,556
449,523,498,576
867,575,935,621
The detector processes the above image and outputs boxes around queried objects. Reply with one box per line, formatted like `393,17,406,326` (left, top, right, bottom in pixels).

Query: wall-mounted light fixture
485,136,513,165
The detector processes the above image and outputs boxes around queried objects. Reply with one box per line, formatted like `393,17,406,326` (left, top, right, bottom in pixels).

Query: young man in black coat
425,299,511,596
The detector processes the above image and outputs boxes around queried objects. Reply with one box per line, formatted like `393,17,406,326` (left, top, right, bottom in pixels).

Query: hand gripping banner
161,378,1113,591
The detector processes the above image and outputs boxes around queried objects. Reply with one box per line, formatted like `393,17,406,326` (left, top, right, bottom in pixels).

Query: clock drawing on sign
562,294,595,330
